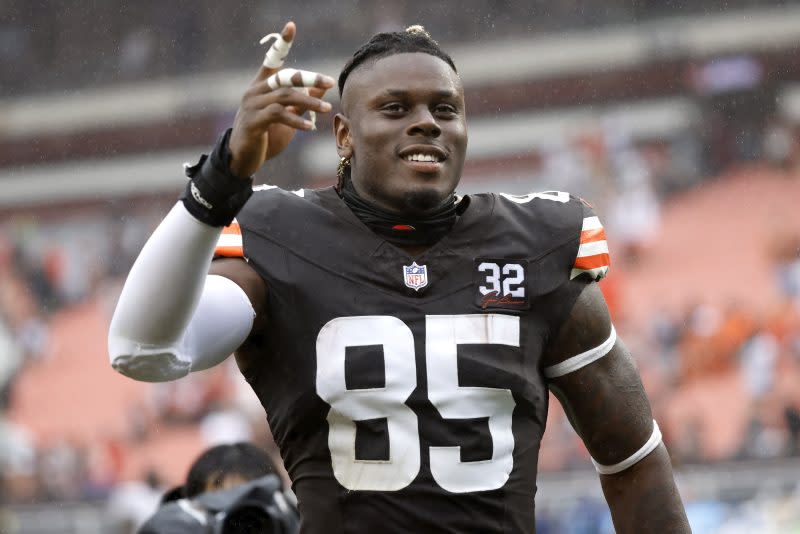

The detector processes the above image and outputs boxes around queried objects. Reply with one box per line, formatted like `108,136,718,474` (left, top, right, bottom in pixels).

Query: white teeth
405,153,440,162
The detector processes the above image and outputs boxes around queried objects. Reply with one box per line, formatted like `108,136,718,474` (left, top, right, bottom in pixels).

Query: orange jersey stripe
574,253,610,270
215,222,243,257
221,222,241,235
580,228,607,244
215,245,244,258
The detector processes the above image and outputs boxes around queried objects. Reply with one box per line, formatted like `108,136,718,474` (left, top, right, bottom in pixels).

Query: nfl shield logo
403,262,428,291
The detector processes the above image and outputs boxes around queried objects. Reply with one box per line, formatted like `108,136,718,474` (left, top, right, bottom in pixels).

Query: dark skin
544,282,690,532
213,22,690,533
333,52,468,216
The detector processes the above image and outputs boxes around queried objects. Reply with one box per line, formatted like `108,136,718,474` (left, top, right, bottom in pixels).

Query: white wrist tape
260,32,292,68
108,203,254,382
592,420,662,475
544,325,617,378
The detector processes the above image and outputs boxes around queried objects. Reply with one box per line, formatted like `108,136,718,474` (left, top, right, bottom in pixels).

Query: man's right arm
108,21,334,382
107,202,264,382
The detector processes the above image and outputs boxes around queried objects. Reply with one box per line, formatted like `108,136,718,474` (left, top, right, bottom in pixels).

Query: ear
333,113,353,159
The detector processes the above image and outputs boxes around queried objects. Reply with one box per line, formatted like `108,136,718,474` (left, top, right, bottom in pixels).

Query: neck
350,176,448,217
339,177,458,248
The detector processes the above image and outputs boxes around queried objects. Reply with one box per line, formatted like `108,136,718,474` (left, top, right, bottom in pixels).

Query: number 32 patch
474,258,529,310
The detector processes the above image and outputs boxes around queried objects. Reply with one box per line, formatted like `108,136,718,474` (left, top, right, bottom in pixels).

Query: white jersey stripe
577,240,609,258
544,325,616,378
216,233,243,248
582,216,603,231
592,420,662,475
570,266,609,280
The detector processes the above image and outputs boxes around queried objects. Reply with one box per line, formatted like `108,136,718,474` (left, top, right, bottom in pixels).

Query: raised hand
228,22,335,178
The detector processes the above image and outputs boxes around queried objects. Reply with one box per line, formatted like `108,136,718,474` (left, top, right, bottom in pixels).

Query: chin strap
339,177,459,247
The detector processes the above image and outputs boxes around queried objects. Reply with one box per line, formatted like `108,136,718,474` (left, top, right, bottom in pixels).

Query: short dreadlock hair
338,25,457,96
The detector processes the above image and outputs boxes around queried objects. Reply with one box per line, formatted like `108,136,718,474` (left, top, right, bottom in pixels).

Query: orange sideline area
7,299,208,483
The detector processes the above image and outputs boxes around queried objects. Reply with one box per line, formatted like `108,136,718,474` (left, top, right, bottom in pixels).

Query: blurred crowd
0,111,798,520
0,0,791,97
0,200,285,511
0,3,798,534
2,5,800,532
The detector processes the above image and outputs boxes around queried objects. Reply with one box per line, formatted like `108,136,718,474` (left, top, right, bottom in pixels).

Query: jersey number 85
316,314,518,493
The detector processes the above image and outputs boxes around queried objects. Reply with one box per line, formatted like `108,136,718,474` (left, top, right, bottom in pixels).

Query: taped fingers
252,22,295,82
266,68,333,91
248,88,331,112
260,31,293,69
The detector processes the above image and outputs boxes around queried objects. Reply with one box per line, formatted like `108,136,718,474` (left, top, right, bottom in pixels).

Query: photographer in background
139,442,298,534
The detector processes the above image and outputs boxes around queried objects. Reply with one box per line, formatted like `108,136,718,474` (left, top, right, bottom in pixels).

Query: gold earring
336,157,351,179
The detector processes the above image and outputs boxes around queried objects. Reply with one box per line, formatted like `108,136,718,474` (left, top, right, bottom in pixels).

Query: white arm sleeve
108,202,255,382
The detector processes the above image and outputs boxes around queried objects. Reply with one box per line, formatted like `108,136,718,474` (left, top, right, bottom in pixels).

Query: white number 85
316,314,519,493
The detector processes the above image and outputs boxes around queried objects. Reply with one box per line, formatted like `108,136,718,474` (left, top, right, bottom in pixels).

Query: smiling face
335,53,468,215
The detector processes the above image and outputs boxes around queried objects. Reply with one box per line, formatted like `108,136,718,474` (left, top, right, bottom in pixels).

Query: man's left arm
543,281,691,533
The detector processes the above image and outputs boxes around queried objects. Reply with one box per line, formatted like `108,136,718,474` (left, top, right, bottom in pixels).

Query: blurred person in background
773,234,800,301
108,21,689,533
106,469,164,534
140,442,297,534
182,442,281,498
0,317,22,411
0,419,37,503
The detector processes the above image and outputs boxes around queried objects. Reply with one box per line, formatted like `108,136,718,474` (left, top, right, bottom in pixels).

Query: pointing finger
254,21,296,82
260,22,294,68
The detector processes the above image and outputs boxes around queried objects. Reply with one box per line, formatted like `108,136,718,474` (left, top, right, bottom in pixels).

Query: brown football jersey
214,186,609,533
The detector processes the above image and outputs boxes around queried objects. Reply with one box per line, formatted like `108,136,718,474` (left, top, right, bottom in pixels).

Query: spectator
739,327,779,400
182,442,280,498
105,469,164,534
607,146,661,267
785,403,800,457
139,442,296,534
200,402,254,448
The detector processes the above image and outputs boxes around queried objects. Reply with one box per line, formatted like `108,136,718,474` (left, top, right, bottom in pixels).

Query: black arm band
179,128,254,227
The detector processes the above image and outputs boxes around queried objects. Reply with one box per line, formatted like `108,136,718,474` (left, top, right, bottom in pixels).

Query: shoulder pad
213,186,307,258
493,191,610,282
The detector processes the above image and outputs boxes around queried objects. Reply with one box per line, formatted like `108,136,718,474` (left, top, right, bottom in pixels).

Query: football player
109,22,690,533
